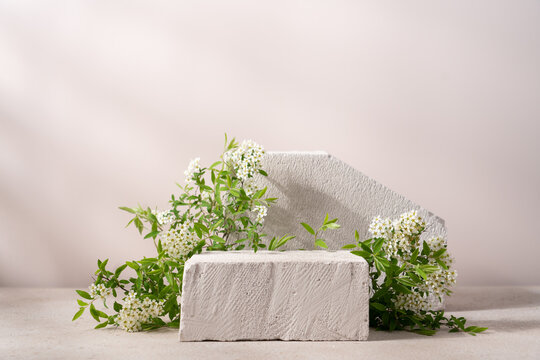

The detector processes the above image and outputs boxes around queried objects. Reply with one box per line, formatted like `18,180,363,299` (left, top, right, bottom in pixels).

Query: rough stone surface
254,151,447,310
179,251,370,341
255,151,447,251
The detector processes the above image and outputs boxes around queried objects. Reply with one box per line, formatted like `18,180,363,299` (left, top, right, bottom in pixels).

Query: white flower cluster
160,222,197,258
156,210,175,225
116,291,164,332
368,210,426,258
393,292,431,312
394,266,457,313
395,210,426,236
89,283,112,300
368,211,457,314
368,216,393,239
184,157,201,184
223,140,264,182
253,204,267,224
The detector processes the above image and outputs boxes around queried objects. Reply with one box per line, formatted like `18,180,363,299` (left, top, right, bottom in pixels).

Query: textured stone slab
179,251,369,341
255,151,447,250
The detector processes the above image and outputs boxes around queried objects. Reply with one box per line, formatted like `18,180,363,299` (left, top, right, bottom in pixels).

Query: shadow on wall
263,176,366,250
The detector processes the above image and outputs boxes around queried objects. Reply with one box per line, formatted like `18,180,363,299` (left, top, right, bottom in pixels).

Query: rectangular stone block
179,251,369,341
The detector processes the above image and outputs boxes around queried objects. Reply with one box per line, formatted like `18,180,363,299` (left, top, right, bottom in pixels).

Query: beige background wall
1,0,539,287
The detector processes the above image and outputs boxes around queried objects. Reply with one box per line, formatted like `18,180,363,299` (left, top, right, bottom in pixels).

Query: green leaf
72,307,85,321
392,283,413,294
275,235,295,249
229,188,241,197
114,264,128,277
415,265,427,280
370,302,386,311
77,299,88,307
341,244,357,249
113,302,122,312
94,322,108,329
436,259,449,270
323,222,340,230
413,328,436,336
300,222,315,235
314,239,328,249
351,250,371,259
258,169,268,176
134,217,144,234
126,261,140,270
421,241,431,256
373,257,386,272
432,248,447,259
410,248,419,264
144,231,160,239
76,290,93,300
420,265,440,274
253,187,267,199
354,230,359,242
89,304,101,322
372,238,384,254
118,206,136,214
396,276,417,287
210,235,225,243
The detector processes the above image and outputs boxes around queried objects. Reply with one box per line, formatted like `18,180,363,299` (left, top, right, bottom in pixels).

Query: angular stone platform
179,251,370,341
255,152,447,250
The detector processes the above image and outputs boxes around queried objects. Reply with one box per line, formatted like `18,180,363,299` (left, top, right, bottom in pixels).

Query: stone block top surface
185,250,368,264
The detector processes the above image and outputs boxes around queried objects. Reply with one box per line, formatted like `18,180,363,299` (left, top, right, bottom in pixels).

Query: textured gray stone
179,251,370,341
255,151,447,251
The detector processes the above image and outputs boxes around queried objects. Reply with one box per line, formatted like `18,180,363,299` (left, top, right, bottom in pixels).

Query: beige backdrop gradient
1,0,539,287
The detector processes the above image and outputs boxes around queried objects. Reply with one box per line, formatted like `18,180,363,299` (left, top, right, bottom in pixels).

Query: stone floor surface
1,286,539,359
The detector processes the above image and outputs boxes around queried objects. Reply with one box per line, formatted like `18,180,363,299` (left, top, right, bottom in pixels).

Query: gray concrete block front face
179,251,370,341
255,152,447,250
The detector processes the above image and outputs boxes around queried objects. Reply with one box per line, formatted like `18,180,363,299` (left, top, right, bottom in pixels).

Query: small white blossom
369,216,393,240
116,291,164,332
156,210,175,225
184,158,201,184
89,283,112,300
223,140,265,182
394,292,431,313
253,205,267,224
396,210,425,236
160,222,197,258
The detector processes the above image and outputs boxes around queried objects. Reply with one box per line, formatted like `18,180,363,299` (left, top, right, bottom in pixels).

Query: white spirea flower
160,222,197,259
253,204,267,224
184,158,201,184
368,211,456,314
89,283,112,300
223,140,265,182
156,210,175,225
116,291,164,332
394,292,431,313
397,210,425,236
369,216,393,239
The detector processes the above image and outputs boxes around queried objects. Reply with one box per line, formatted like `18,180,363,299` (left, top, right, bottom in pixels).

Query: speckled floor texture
1,286,539,359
